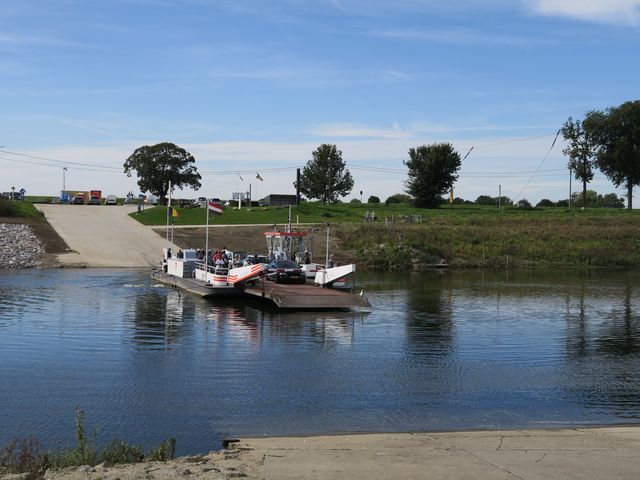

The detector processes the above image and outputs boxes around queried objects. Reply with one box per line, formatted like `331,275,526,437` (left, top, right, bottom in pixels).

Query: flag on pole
208,198,224,215
256,172,263,181
168,207,179,218
237,173,244,181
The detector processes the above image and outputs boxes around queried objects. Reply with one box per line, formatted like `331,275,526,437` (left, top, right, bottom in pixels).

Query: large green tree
298,144,354,204
584,100,640,209
404,143,461,208
123,142,201,205
560,117,597,209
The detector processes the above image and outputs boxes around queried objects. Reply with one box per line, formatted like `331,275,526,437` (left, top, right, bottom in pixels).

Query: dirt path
37,205,168,268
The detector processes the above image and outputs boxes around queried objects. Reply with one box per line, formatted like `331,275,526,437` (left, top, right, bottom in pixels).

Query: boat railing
195,262,216,274
195,262,229,276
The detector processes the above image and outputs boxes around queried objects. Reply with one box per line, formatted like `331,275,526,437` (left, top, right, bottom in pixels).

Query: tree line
121,100,638,208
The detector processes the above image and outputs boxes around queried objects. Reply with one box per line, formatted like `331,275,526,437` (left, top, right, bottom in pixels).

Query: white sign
232,192,246,200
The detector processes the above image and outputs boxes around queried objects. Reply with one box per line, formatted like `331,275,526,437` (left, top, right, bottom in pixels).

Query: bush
0,437,48,477
475,195,496,206
556,199,569,208
101,440,144,465
516,199,532,209
384,193,412,205
536,199,555,207
349,198,361,204
148,438,176,462
367,196,380,204
0,199,17,217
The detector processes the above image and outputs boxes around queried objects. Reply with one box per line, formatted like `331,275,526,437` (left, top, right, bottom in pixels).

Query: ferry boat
152,231,369,309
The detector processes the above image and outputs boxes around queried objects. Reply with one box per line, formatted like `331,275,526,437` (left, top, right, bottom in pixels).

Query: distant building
259,194,298,207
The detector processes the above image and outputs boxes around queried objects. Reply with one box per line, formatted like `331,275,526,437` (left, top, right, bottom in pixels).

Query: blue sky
1,0,639,203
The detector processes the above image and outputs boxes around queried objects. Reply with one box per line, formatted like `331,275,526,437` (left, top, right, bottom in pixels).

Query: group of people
193,248,228,268
363,210,377,222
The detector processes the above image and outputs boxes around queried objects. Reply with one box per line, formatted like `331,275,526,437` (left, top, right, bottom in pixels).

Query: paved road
37,204,168,267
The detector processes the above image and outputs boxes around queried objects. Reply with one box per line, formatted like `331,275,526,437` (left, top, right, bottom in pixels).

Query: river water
1,268,639,454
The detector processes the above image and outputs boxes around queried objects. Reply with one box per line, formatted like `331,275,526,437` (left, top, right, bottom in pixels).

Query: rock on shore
0,223,46,268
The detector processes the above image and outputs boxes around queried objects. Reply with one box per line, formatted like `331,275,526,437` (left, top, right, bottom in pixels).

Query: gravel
0,223,47,268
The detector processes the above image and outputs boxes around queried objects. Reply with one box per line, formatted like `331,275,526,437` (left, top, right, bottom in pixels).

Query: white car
105,195,117,205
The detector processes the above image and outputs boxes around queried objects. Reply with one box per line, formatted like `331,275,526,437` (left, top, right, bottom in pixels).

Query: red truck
89,190,102,205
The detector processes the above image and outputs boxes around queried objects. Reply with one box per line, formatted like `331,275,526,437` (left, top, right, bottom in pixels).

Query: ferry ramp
37,204,168,267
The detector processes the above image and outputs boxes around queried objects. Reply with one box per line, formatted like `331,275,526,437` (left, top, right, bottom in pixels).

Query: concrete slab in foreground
37,204,168,268
232,427,640,480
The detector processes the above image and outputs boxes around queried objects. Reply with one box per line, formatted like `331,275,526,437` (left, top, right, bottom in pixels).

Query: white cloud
2,133,627,205
524,0,640,25
306,122,410,139
376,27,541,47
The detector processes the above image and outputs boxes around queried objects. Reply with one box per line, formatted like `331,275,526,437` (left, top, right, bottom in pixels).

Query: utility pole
296,168,301,206
62,167,67,192
498,185,502,209
569,167,572,210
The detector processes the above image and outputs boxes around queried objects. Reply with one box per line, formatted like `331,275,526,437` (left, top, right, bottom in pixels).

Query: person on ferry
176,249,184,259
303,250,311,265
327,254,335,268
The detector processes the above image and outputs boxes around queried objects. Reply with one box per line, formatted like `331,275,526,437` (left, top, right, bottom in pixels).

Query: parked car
105,195,117,205
71,194,84,205
89,196,101,205
266,259,306,284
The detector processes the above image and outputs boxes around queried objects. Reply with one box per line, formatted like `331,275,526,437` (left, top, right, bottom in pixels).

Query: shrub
0,199,17,216
384,193,412,205
0,437,48,477
49,406,98,469
516,199,532,209
367,196,380,204
536,199,555,207
349,198,361,204
100,440,144,465
148,438,176,462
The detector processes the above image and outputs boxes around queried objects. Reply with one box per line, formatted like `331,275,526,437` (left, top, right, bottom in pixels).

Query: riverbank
0,218,68,268
31,426,640,479
153,211,640,270
5,202,640,270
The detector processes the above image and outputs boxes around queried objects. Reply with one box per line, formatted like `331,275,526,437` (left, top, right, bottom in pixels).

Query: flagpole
166,180,171,245
205,198,210,269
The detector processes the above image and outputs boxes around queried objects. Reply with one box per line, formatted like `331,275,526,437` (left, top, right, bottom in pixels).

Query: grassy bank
131,201,427,225
335,209,640,269
139,203,640,269
0,199,44,218
0,407,175,479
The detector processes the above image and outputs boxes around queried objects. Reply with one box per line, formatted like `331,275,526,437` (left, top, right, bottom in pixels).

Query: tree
367,195,381,204
404,143,461,208
297,144,354,204
384,193,413,205
124,143,201,205
584,101,640,209
602,193,625,208
536,198,555,207
560,117,597,209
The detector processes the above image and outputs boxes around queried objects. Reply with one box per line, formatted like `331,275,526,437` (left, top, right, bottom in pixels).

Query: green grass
1,407,176,478
0,199,44,218
130,201,639,226
335,207,640,269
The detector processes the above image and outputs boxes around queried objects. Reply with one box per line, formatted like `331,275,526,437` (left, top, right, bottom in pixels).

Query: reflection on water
1,268,640,454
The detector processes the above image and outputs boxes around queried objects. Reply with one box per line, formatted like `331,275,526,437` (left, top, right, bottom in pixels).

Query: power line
0,156,123,173
0,148,122,171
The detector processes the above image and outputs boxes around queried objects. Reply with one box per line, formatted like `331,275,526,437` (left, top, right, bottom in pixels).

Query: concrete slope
37,204,168,267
